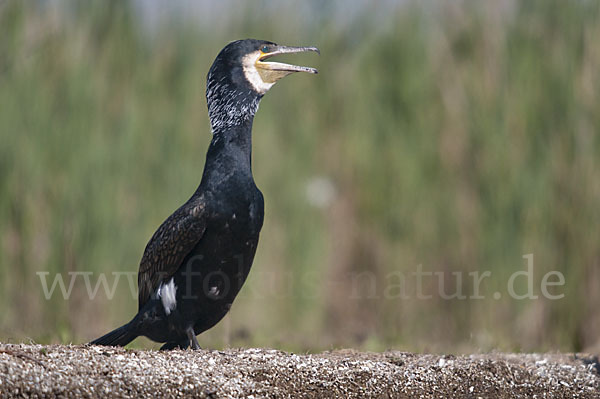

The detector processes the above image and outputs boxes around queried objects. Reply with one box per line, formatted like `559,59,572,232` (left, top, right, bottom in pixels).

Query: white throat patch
242,52,274,95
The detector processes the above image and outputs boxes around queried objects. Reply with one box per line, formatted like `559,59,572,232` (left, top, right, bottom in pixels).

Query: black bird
90,39,318,350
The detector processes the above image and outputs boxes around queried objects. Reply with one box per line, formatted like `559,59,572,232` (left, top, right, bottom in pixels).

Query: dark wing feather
137,197,207,309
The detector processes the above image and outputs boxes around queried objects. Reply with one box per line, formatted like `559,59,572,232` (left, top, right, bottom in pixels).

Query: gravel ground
0,343,599,398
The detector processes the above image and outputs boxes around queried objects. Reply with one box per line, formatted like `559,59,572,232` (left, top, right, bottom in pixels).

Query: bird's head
206,39,319,132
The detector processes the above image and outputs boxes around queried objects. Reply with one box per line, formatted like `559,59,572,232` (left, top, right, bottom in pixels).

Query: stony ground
0,344,598,398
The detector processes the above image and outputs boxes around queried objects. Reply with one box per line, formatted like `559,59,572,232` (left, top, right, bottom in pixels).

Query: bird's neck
207,84,261,134
201,86,261,187
201,119,255,184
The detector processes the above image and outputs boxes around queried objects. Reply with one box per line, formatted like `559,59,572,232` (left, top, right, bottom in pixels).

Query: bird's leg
186,326,201,350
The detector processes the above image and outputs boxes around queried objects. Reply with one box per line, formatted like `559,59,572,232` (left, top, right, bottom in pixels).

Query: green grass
1,0,599,353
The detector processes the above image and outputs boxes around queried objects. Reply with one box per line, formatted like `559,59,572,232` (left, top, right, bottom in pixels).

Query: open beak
256,45,319,83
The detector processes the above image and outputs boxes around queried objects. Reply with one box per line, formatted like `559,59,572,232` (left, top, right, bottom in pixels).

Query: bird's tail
89,319,139,347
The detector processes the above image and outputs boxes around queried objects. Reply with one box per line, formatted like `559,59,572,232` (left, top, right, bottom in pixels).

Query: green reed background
1,0,599,352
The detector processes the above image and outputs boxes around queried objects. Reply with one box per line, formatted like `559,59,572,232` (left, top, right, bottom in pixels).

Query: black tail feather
89,320,138,347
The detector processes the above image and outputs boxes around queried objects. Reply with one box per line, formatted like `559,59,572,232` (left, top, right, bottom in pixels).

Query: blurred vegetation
1,0,599,353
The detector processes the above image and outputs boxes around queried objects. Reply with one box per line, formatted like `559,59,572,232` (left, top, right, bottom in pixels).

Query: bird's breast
208,183,264,237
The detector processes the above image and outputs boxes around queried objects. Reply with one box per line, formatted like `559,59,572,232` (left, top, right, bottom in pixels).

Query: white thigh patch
158,278,177,315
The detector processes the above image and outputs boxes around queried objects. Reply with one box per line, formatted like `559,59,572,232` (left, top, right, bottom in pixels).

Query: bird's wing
137,197,207,309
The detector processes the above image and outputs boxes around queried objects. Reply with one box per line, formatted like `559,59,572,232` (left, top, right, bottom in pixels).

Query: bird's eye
261,46,269,53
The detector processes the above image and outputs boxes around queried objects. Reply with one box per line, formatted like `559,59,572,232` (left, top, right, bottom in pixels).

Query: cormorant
90,39,318,350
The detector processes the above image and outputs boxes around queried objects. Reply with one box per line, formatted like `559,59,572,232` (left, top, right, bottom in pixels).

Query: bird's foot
160,336,192,350
160,341,186,350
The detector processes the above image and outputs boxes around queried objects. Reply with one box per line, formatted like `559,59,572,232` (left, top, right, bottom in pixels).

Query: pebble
0,344,597,398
